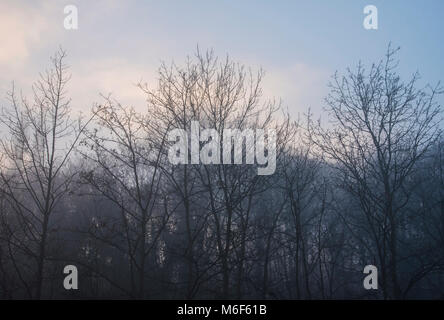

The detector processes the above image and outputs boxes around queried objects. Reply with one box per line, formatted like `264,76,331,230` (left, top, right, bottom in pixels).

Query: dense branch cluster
0,47,442,299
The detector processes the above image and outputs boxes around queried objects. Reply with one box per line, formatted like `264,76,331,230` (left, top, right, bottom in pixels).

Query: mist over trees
0,46,443,299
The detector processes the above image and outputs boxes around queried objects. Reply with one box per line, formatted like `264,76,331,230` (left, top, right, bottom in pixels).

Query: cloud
0,0,125,69
0,1,329,120
69,58,157,113
0,0,145,112
69,59,329,118
0,1,54,68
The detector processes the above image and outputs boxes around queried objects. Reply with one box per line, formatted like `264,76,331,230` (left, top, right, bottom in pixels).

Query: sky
0,0,443,119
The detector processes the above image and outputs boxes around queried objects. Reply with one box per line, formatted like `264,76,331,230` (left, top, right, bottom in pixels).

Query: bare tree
0,49,92,299
308,45,442,298
1,46,443,300
137,49,294,298
79,96,171,298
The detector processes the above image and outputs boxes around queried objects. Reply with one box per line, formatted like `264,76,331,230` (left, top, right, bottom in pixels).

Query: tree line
0,46,443,299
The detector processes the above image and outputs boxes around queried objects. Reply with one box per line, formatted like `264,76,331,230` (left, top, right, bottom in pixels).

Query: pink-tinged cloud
0,1,54,67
